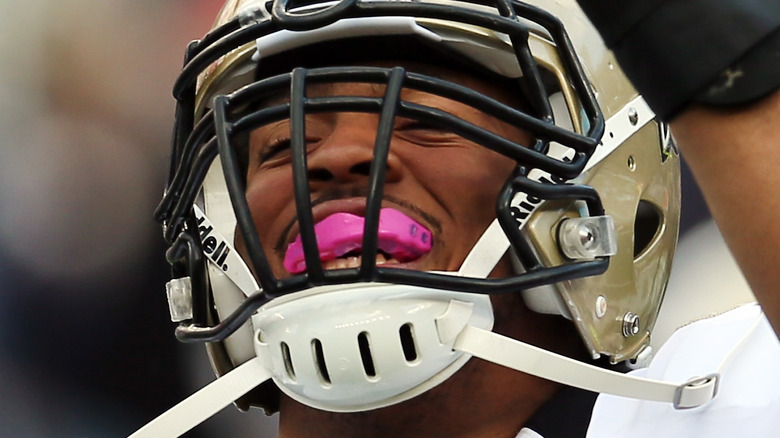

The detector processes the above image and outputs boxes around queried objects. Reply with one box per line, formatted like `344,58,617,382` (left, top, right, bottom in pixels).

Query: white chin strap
136,189,720,438
134,213,719,437
129,356,271,438
129,318,720,438
130,296,720,438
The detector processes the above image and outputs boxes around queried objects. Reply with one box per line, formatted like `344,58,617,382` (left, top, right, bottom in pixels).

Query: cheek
411,148,515,260
428,149,515,213
244,170,294,243
456,167,513,233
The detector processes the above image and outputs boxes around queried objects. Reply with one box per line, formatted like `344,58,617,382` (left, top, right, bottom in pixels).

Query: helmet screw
628,107,639,126
622,312,640,337
595,295,607,318
579,225,596,248
627,155,637,171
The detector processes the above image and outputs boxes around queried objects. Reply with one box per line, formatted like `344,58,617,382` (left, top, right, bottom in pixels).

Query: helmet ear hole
633,200,662,258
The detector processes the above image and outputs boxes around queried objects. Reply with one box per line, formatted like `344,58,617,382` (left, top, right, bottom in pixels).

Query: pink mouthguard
283,207,433,274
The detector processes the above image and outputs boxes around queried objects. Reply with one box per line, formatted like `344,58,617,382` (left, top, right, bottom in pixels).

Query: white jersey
587,303,780,437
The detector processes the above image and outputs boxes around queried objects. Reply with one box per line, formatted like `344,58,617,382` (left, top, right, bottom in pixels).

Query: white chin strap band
129,356,271,438
131,255,721,438
129,312,721,438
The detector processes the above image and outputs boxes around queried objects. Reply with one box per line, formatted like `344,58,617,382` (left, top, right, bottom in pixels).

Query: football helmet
136,0,707,435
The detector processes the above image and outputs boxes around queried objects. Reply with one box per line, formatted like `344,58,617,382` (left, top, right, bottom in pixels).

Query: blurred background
0,1,751,437
0,0,275,436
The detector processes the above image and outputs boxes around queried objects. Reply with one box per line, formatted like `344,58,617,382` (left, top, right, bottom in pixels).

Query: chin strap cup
435,300,476,345
127,357,271,438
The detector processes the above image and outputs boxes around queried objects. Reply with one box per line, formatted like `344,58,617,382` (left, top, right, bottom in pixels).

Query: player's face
240,62,530,279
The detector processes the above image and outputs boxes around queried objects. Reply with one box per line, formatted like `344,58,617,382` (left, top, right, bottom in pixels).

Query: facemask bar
498,176,608,271
285,67,408,284
155,0,610,344
164,222,210,326
167,63,607,343
157,0,604,237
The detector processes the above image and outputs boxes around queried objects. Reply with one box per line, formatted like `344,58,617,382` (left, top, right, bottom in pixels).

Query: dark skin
671,89,780,337
237,62,587,437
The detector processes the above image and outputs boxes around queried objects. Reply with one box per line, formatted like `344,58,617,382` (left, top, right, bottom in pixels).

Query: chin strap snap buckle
673,373,720,409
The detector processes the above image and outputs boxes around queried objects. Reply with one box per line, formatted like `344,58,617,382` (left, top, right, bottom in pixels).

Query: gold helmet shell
158,0,681,411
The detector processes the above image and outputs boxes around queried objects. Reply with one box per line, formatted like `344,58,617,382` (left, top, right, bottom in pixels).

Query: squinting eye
395,119,459,146
396,120,448,133
260,138,291,162
259,136,321,164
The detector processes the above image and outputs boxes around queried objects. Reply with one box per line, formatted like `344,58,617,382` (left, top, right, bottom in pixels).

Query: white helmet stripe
193,205,259,298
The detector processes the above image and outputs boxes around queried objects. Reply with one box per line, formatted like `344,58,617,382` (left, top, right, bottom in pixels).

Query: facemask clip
558,215,617,260
166,277,194,322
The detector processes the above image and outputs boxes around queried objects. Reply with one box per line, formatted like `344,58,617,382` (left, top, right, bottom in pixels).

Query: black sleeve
576,0,780,120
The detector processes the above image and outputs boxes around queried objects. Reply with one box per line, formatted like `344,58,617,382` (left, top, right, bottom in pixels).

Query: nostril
308,168,334,181
349,161,372,175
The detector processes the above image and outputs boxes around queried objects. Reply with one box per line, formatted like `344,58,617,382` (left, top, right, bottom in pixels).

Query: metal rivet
628,107,639,126
595,296,607,318
622,312,640,337
627,155,636,171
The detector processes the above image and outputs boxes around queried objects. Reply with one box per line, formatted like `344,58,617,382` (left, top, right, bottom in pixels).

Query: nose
305,113,404,185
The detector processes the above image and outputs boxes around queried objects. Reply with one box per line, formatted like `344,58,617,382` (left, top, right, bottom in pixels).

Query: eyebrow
259,80,389,106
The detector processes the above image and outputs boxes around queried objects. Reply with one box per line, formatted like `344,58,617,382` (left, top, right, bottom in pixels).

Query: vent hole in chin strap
400,323,418,362
312,339,331,385
358,332,377,377
311,339,331,386
281,342,296,381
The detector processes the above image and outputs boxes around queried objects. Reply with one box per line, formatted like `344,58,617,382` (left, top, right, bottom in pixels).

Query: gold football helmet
145,0,685,432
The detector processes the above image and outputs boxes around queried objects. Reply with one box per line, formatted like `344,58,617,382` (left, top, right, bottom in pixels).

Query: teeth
322,257,359,270
321,253,398,270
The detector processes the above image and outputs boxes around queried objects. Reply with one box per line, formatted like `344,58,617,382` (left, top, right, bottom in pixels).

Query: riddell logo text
197,217,230,271
510,170,567,227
